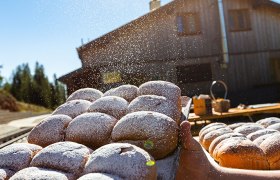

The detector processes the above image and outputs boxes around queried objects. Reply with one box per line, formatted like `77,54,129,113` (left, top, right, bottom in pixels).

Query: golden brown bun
256,117,280,128
199,123,227,136
260,134,280,170
233,124,264,136
247,129,279,141
253,134,275,146
212,137,247,161
199,125,227,143
216,138,269,170
267,123,280,131
208,133,244,156
228,122,247,130
201,127,232,150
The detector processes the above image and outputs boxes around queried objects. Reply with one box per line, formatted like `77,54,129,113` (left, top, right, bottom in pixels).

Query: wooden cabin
59,0,280,106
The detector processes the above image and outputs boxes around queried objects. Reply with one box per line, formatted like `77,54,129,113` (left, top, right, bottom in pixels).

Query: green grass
17,101,52,114
0,89,52,113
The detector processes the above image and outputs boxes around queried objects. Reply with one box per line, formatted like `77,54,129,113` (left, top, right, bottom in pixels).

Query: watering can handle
210,80,228,100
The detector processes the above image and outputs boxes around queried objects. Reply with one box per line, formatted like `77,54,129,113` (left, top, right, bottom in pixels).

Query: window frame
176,12,202,36
176,63,212,84
228,9,252,32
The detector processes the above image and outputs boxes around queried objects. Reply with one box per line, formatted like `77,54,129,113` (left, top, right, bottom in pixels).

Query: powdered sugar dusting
111,111,178,159
247,129,279,141
10,167,76,180
65,112,117,149
30,141,92,176
88,96,128,120
0,143,42,171
128,95,179,123
28,115,72,147
78,173,123,180
67,88,103,102
0,168,15,180
234,124,264,136
103,85,138,102
138,81,181,101
52,100,91,118
260,133,280,169
267,123,280,131
83,143,156,180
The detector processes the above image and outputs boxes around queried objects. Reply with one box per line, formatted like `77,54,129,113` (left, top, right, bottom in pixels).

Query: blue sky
0,0,171,82
1,0,280,82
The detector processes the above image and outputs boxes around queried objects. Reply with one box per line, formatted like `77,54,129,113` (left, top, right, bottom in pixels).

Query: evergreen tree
50,74,66,108
10,64,32,102
8,62,66,109
10,65,23,101
32,62,52,108
0,65,3,87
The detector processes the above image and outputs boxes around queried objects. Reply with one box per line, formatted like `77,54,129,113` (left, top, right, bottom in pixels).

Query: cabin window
176,63,212,83
102,71,122,84
229,9,251,32
176,12,201,36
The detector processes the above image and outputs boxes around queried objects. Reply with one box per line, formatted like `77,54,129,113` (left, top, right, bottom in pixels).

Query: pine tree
32,62,52,108
50,74,66,108
10,65,23,101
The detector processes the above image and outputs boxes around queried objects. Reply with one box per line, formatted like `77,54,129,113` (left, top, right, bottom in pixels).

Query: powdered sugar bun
208,133,244,156
128,95,179,123
247,129,279,141
253,134,274,146
10,167,75,180
199,123,227,137
30,141,91,176
65,113,117,149
112,111,178,160
28,115,72,147
199,125,227,143
83,143,156,180
228,122,247,130
66,88,103,102
201,127,233,150
103,84,138,102
267,123,280,131
233,124,264,136
0,168,15,180
0,143,42,171
260,134,280,170
78,173,123,180
216,138,269,170
256,117,280,128
52,100,91,118
138,81,182,119
88,96,128,120
138,81,181,101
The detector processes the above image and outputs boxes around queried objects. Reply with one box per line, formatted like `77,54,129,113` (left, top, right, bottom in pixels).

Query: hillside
0,89,51,113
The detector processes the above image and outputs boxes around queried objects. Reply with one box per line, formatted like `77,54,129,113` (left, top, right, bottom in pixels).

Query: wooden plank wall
221,0,280,91
77,0,280,94
80,0,221,66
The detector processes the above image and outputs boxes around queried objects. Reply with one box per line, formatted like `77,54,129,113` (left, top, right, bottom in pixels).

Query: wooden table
188,103,280,123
